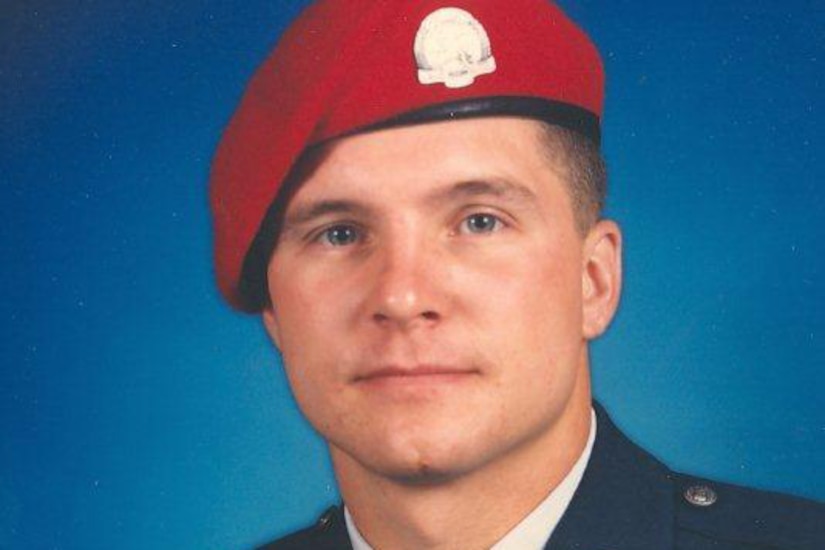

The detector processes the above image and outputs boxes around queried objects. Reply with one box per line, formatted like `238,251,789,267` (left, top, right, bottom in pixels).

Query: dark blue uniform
258,404,824,550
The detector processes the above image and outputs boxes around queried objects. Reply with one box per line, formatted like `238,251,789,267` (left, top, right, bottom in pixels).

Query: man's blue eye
462,213,501,234
322,225,359,246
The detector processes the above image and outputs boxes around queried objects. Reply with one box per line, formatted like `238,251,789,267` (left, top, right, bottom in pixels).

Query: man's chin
331,440,486,487
380,458,468,486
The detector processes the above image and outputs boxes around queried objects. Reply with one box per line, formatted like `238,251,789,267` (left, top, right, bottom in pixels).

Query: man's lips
353,365,480,383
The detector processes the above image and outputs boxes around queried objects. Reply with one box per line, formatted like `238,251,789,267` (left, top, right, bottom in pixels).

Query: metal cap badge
414,7,496,88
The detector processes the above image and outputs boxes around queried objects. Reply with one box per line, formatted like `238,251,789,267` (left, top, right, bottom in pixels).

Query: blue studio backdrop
2,1,823,548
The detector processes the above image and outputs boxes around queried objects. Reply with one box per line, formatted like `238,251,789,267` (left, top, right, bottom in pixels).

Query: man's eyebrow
427,179,539,206
281,179,537,233
281,199,371,232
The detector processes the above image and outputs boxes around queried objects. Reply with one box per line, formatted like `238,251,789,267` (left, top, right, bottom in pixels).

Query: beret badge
414,7,497,89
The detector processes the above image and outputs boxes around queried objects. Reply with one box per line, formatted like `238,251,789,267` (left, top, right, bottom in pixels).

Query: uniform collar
544,402,675,549
490,408,596,550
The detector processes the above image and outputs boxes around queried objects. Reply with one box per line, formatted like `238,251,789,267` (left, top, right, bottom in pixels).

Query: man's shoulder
670,472,824,549
255,506,351,550
551,404,824,550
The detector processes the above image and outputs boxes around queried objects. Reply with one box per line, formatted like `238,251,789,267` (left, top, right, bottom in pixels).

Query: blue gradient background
2,1,823,548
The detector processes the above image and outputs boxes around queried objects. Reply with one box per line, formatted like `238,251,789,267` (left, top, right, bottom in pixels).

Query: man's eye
319,225,360,246
460,213,503,235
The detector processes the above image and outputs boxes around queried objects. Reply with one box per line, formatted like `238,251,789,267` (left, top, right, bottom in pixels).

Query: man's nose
367,233,444,330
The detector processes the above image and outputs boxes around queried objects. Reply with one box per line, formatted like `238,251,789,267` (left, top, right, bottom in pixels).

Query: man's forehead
309,117,550,173
284,118,554,201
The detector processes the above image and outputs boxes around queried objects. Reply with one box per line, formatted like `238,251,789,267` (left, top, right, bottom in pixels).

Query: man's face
264,118,619,483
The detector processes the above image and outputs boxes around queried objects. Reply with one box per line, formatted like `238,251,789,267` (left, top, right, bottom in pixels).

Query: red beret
210,0,605,312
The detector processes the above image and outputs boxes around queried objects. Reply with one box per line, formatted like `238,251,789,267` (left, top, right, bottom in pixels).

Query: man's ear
262,305,283,350
581,219,623,340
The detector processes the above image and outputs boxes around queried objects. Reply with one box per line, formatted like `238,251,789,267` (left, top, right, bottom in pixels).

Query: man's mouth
353,365,480,384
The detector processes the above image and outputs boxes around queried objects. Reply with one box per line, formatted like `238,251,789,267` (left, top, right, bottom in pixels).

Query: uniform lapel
544,403,675,550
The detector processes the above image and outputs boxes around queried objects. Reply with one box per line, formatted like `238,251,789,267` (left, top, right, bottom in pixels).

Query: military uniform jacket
259,404,825,549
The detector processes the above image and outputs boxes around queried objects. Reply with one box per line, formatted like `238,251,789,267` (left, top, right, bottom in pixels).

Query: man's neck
331,370,593,550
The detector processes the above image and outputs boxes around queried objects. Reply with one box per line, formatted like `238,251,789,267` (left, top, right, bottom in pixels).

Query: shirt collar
344,408,597,550
345,507,372,550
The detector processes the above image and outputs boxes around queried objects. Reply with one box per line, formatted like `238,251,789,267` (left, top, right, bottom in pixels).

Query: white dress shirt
345,409,597,550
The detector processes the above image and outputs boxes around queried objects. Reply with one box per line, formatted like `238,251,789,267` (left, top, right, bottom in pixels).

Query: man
209,1,824,548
